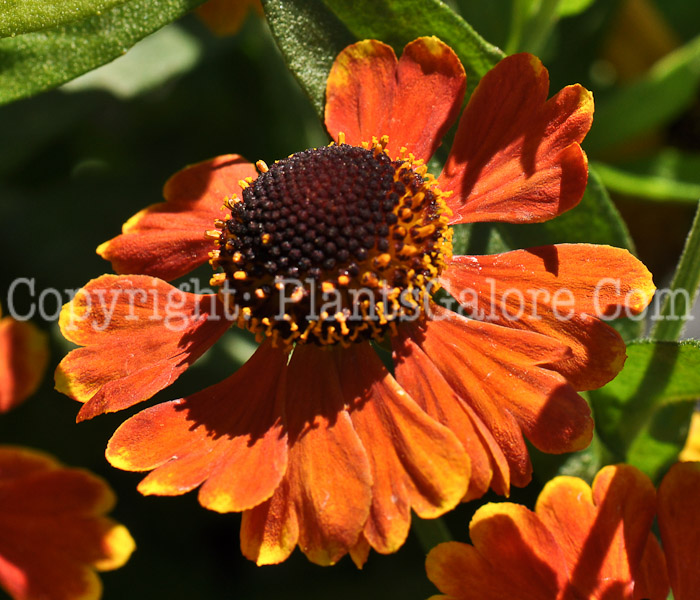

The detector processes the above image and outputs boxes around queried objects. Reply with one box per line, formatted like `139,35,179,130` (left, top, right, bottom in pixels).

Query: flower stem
412,516,453,554
651,202,700,341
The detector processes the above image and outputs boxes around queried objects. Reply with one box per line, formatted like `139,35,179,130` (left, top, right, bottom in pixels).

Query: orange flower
0,446,135,600
195,0,262,36
56,38,654,565
0,305,49,413
426,462,700,600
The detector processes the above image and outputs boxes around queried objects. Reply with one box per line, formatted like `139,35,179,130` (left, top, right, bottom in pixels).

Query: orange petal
106,341,288,513
0,317,49,413
97,155,256,281
240,478,298,566
439,53,593,224
325,37,466,161
240,345,371,565
55,275,230,420
195,0,262,36
441,245,655,390
406,305,592,492
0,446,135,600
336,343,469,554
393,327,506,500
536,465,659,599
658,461,700,600
635,534,670,600
426,503,570,600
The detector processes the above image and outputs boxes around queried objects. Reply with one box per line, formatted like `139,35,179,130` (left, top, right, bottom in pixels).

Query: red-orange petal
336,342,469,555
195,0,262,36
393,327,506,500
403,305,592,493
441,245,655,390
427,466,668,600
0,446,135,600
105,341,288,513
325,37,466,162
241,345,372,566
536,465,662,599
439,53,593,224
0,316,49,413
635,534,670,600
97,155,256,281
55,274,230,420
658,461,700,600
426,504,570,600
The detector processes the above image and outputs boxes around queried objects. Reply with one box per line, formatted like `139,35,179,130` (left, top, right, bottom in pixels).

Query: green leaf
0,0,127,38
626,402,695,481
590,340,700,476
321,0,504,93
453,0,512,50
558,0,597,17
592,159,700,203
61,23,202,99
586,35,700,154
651,204,700,341
0,0,206,106
260,0,355,119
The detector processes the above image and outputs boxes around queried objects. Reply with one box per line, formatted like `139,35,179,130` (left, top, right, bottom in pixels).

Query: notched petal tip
440,52,594,225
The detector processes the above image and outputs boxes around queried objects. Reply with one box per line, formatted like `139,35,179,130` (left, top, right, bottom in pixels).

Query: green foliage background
1,0,699,598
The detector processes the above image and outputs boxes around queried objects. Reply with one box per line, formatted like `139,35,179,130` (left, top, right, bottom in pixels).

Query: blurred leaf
558,0,597,17
518,0,561,55
260,0,355,118
62,24,202,99
0,0,206,106
651,204,700,341
321,0,504,93
592,159,700,203
453,0,512,50
0,0,127,37
590,340,700,472
586,34,700,153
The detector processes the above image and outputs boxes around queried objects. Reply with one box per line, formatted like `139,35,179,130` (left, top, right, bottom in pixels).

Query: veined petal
336,343,469,554
635,535,670,600
406,305,592,493
441,245,655,390
439,53,593,224
658,461,700,600
0,316,49,413
97,155,256,281
241,345,372,566
393,328,506,500
105,341,288,513
325,37,465,162
0,446,135,600
55,275,231,420
536,465,661,599
426,504,569,600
